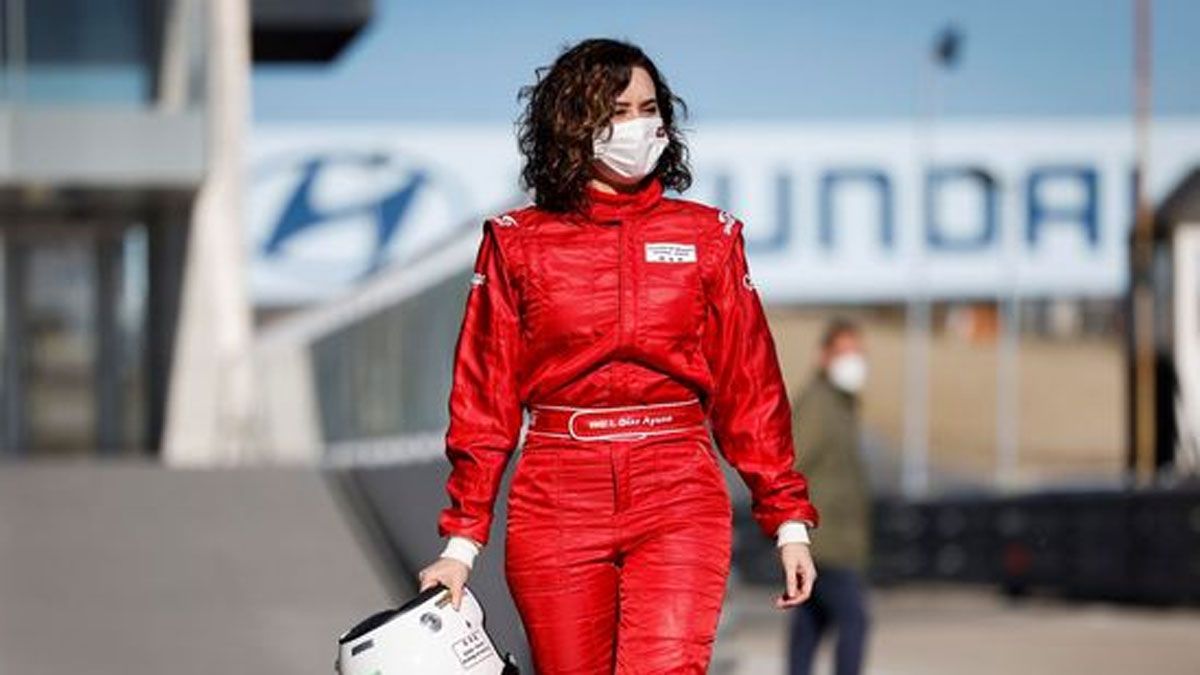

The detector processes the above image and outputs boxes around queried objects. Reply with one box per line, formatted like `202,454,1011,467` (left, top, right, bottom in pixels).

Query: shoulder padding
486,212,521,229
693,205,745,285
481,207,532,283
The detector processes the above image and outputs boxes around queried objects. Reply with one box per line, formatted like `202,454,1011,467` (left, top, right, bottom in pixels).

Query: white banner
249,119,1200,305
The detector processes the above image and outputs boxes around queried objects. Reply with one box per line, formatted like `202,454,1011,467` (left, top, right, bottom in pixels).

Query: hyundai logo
250,149,471,301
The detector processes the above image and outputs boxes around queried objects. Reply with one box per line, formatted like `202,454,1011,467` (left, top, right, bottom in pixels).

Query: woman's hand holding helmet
417,557,470,611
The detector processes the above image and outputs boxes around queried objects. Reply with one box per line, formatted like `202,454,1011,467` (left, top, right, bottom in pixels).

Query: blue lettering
819,169,894,252
1025,166,1099,248
925,167,998,251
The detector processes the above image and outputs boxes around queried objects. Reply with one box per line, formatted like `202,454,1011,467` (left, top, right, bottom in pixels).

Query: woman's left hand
774,542,817,609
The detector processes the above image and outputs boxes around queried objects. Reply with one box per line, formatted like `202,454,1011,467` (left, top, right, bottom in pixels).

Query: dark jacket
791,370,871,572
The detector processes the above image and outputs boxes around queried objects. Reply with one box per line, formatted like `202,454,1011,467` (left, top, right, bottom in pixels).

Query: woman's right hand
417,557,470,610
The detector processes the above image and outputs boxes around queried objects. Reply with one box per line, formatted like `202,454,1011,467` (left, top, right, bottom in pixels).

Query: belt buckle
567,409,649,442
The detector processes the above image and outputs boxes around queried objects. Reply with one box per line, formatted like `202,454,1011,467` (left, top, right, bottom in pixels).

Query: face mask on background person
592,115,670,183
828,352,868,394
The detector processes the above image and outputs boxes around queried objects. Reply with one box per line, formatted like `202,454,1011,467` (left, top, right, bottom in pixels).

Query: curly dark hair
516,38,692,213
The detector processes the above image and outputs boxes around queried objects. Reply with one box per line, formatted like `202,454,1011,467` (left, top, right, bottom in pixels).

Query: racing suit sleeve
701,220,820,540
436,220,525,549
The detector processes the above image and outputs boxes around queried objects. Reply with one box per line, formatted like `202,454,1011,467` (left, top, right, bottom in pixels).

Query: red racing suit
437,176,819,673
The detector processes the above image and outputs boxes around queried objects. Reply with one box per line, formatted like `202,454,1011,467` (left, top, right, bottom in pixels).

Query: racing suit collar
581,175,664,223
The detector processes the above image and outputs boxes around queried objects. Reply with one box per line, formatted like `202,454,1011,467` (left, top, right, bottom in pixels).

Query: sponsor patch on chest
644,242,697,263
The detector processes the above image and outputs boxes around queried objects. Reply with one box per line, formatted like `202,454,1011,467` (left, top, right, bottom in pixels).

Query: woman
417,38,820,674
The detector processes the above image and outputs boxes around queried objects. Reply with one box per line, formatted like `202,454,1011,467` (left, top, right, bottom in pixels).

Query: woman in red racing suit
418,38,820,674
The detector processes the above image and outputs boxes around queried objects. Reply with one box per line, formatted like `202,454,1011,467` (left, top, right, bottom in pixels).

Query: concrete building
0,0,369,459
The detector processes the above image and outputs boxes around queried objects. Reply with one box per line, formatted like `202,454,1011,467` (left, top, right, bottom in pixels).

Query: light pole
1129,0,1156,482
903,24,963,499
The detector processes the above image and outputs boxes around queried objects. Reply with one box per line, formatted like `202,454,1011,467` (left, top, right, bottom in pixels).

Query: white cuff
440,536,482,569
775,520,811,547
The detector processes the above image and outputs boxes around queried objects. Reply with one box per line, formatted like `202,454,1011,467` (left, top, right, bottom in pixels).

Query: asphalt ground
0,463,391,675
715,582,1200,675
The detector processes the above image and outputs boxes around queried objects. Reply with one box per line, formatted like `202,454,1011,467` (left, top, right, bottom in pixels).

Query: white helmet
336,583,519,674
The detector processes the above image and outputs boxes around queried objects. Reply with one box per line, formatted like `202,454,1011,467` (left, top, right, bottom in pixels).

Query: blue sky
253,0,1200,123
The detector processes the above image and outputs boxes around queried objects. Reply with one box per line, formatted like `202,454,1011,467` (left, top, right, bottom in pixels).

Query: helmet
335,583,519,674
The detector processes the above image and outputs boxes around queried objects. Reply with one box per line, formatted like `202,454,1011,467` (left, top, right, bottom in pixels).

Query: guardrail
733,483,1200,605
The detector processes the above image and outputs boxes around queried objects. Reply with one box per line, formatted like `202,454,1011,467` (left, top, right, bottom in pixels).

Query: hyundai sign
249,119,1200,306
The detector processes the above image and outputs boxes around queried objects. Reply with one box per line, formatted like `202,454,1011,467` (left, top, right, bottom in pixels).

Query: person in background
787,316,873,675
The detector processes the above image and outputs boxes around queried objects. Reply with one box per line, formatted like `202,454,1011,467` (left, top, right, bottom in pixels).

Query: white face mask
828,352,868,394
592,115,670,183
